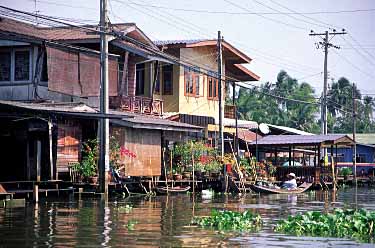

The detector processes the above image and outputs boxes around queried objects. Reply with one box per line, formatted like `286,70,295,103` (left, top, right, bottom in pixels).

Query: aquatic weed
192,209,262,232
275,208,375,243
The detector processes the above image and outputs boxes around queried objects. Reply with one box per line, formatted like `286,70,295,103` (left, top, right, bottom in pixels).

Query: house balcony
224,104,236,119
109,96,163,116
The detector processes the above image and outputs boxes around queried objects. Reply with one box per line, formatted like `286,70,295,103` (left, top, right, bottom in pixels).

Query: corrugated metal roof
153,39,208,46
267,124,313,135
346,133,375,145
250,134,354,146
0,100,202,132
216,118,258,129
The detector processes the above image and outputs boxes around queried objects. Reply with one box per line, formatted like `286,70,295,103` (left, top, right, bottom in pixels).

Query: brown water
1,187,375,247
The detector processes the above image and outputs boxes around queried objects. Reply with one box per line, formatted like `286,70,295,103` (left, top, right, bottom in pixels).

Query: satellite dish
259,123,270,135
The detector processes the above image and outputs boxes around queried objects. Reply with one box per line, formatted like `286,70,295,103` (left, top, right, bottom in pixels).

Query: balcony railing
110,96,163,116
224,104,236,119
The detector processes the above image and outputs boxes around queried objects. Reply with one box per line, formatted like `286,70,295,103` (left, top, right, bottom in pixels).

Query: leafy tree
236,71,319,133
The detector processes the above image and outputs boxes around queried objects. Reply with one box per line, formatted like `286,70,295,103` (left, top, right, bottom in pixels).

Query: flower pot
183,172,191,179
173,174,182,181
89,176,98,184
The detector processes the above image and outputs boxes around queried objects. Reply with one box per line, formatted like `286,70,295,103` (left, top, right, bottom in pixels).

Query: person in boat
282,173,297,189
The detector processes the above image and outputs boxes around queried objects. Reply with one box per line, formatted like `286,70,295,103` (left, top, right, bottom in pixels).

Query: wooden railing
110,96,163,116
224,104,236,119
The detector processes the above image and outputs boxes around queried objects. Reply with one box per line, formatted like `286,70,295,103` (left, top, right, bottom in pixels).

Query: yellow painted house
127,39,259,142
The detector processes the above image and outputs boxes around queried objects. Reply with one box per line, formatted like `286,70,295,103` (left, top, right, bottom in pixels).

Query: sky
3,0,375,96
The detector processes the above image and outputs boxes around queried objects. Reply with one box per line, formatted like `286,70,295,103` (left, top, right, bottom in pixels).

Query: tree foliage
235,71,375,134
236,70,319,133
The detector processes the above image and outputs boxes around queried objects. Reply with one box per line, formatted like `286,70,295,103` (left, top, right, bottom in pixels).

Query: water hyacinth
275,209,375,243
192,209,262,232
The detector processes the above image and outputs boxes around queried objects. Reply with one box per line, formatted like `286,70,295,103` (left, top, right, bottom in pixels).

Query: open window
162,64,173,95
135,63,145,95
184,67,200,97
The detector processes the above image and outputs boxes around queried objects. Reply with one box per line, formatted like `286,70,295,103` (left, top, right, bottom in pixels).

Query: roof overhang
226,64,260,82
159,39,252,64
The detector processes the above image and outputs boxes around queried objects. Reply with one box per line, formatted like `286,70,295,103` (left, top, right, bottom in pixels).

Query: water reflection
0,187,374,247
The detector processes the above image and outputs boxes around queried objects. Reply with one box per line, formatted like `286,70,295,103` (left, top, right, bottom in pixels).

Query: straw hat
288,173,296,178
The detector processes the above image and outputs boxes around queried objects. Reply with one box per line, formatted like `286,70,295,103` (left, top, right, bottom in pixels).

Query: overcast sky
3,0,375,96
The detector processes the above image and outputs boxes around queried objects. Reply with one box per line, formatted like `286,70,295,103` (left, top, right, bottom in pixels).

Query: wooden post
26,140,30,181
36,140,41,182
119,51,129,96
48,121,54,180
163,148,168,192
288,146,292,167
191,142,195,195
33,184,38,202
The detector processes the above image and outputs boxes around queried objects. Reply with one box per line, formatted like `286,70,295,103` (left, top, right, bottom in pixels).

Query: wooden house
152,39,260,144
0,17,202,182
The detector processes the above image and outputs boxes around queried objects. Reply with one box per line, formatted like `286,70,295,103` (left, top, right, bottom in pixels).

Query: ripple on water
0,187,374,247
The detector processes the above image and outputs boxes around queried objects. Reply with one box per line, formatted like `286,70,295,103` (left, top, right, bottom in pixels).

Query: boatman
282,173,297,189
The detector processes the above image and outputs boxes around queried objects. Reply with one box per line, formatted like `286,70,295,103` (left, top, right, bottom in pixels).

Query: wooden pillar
36,140,41,182
274,148,277,166
288,146,291,166
48,121,54,180
314,145,317,167
33,139,41,202
26,140,30,181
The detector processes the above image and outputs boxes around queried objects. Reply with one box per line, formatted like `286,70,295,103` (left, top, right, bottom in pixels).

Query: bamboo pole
229,141,244,191
245,141,257,183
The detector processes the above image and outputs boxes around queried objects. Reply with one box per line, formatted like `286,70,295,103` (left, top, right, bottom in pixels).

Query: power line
223,0,307,31
251,0,327,29
267,0,341,30
332,49,374,79
120,2,375,15
340,36,375,67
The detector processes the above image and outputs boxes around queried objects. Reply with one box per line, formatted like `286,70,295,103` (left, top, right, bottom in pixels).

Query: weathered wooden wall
56,120,82,173
112,127,161,176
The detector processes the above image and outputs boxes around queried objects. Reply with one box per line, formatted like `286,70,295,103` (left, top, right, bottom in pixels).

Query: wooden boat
250,182,312,194
155,186,191,194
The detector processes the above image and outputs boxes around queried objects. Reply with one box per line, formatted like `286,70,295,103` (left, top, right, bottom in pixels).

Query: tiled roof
250,134,354,146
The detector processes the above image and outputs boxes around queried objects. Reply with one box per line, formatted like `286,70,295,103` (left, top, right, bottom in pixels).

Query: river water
1,187,375,247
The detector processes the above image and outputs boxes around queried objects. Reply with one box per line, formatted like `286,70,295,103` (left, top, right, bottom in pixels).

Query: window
163,64,173,95
329,153,345,163
135,63,145,95
0,51,11,81
207,76,218,99
184,67,200,96
0,49,31,82
356,154,367,163
14,50,30,81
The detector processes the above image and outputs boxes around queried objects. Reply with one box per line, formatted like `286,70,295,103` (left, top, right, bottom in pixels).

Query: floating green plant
192,209,262,232
275,209,375,243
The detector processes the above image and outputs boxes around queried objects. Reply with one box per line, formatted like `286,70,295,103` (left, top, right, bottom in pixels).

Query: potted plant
340,167,352,180
79,139,98,183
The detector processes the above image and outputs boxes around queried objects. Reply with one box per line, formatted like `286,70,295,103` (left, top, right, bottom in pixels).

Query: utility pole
98,0,109,196
217,31,224,157
352,83,357,185
309,29,346,159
